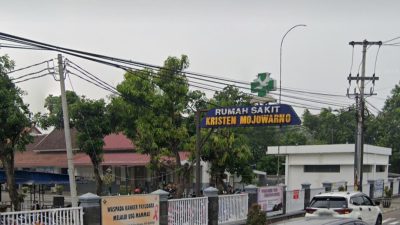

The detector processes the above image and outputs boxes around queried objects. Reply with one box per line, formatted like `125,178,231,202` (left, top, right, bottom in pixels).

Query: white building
267,144,391,190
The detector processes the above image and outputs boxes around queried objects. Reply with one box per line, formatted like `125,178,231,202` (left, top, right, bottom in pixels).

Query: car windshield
309,196,347,208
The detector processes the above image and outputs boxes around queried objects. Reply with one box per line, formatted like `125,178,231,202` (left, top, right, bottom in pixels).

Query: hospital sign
200,104,301,128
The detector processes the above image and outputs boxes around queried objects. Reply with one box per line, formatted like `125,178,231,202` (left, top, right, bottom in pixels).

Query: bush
246,204,266,225
55,185,64,195
338,185,345,192
384,186,393,198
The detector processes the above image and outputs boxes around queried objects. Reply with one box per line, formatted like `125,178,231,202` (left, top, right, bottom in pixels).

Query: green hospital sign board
251,72,277,97
200,104,301,128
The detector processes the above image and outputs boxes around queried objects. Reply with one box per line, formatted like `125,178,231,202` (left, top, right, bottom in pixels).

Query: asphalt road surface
383,210,400,225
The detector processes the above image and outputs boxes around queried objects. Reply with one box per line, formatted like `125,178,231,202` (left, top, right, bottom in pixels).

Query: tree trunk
1,154,21,211
150,155,160,192
90,156,103,196
173,151,184,198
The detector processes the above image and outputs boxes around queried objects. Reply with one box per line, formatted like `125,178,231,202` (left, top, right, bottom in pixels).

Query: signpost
258,186,283,213
101,195,159,225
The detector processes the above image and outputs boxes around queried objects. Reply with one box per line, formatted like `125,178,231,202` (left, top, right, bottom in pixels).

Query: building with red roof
14,128,193,194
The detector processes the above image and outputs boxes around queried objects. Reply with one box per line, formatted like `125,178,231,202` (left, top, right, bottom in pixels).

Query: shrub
55,185,64,195
338,185,345,192
384,186,393,198
246,204,266,225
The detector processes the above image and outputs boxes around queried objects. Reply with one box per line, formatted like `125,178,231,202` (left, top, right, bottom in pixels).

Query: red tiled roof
74,153,150,166
103,133,135,151
15,149,78,168
32,129,134,152
34,129,79,151
15,151,191,168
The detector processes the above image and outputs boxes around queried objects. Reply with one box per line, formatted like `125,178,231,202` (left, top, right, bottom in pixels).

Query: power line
7,59,53,74
13,73,53,84
0,32,351,101
10,68,51,81
66,59,118,92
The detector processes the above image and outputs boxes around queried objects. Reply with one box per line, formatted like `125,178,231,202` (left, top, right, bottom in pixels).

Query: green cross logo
251,72,276,97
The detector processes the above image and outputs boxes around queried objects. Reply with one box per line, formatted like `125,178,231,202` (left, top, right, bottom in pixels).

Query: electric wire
0,32,353,111
13,73,53,84
66,59,119,93
7,59,52,74
0,32,350,100
10,68,51,81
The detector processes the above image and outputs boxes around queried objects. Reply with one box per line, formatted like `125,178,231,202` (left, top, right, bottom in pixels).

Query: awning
0,170,69,185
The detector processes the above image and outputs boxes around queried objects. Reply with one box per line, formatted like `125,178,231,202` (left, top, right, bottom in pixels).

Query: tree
201,86,254,191
35,91,80,129
70,98,111,195
0,55,32,211
111,55,197,196
373,83,400,173
302,107,358,144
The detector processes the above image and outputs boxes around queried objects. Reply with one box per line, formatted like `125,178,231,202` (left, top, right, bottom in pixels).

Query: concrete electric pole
58,54,78,206
347,40,381,191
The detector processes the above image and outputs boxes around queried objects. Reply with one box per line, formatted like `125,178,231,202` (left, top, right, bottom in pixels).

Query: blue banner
200,104,301,128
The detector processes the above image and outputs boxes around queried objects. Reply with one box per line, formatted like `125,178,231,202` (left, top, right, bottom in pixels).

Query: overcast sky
1,0,400,116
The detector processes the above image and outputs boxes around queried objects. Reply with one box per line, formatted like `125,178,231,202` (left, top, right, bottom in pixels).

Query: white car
305,192,382,225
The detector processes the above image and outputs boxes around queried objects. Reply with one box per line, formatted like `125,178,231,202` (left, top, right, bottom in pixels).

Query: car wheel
375,215,382,225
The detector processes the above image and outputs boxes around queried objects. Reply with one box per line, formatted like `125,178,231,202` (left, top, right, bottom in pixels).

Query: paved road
383,210,400,225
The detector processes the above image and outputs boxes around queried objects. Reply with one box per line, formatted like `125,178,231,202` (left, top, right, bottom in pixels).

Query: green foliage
302,108,358,144
55,185,64,195
35,91,80,129
384,186,393,198
201,86,254,189
0,55,32,211
373,83,400,173
70,97,111,195
110,55,197,195
246,204,266,225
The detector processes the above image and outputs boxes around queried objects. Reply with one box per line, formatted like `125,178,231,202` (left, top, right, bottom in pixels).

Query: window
362,196,373,206
310,197,347,208
304,165,340,173
376,165,386,172
363,165,372,173
350,196,364,206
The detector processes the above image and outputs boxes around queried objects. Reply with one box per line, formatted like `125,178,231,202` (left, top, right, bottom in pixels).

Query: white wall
285,152,389,190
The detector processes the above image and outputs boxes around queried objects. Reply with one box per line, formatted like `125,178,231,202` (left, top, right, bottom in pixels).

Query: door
350,196,367,221
362,195,378,224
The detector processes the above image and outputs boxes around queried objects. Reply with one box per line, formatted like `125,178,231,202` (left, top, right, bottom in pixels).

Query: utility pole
347,40,381,191
58,54,78,207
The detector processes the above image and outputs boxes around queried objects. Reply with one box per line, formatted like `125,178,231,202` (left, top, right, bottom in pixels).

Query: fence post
301,183,311,209
398,178,400,195
204,187,218,225
280,184,287,214
388,178,394,194
322,182,332,192
244,185,258,210
79,193,101,225
367,180,375,199
151,189,169,225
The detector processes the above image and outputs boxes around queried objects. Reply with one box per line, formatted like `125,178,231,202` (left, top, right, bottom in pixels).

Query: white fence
218,194,248,224
285,189,305,213
0,207,83,225
168,197,208,225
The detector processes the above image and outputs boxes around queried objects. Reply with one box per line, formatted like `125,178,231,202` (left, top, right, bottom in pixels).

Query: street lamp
277,24,306,184
279,24,307,103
